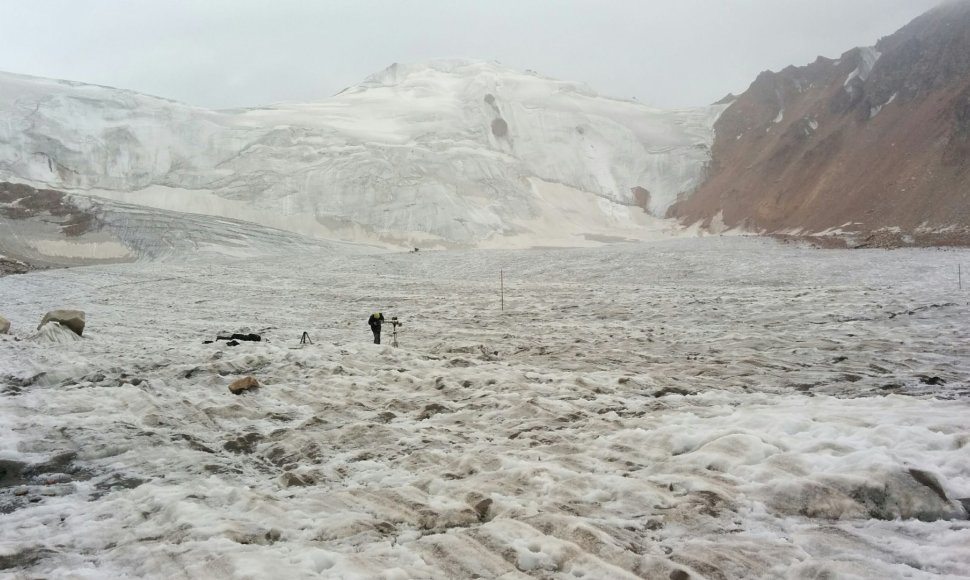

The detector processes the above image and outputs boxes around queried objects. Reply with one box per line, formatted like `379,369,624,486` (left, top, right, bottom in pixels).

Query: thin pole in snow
960,264,963,290
501,269,504,311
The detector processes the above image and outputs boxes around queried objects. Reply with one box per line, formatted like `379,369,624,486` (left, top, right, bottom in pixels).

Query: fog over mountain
0,1,944,111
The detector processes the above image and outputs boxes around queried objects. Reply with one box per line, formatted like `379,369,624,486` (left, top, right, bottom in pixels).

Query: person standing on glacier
368,312,385,344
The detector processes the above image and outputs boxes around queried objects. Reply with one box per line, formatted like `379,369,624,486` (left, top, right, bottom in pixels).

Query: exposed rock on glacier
229,376,260,395
38,309,85,337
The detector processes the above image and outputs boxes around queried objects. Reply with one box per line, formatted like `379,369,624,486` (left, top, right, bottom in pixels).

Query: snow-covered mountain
0,60,724,251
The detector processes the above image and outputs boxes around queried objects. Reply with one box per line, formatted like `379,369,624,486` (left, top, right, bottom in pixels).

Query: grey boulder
0,315,9,334
38,310,85,337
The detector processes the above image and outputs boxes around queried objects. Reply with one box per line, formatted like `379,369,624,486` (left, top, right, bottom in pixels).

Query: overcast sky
0,0,944,110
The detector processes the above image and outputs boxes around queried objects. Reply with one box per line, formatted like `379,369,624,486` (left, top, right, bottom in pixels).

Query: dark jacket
368,313,384,330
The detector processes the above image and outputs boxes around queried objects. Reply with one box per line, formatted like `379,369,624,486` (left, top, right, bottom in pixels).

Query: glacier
1,237,968,578
0,61,725,250
2,59,968,580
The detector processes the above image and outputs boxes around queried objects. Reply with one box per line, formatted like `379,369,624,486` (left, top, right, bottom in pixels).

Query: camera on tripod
389,317,402,327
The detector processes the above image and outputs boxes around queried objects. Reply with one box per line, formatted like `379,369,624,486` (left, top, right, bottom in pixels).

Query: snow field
1,237,969,579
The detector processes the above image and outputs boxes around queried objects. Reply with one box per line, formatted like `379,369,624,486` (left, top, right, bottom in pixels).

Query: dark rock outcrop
216,333,261,342
0,182,96,237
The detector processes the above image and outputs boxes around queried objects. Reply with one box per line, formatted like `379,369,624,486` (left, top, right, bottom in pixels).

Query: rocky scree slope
669,0,970,245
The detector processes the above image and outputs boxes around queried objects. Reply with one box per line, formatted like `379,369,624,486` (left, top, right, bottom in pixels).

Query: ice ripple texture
1,237,969,579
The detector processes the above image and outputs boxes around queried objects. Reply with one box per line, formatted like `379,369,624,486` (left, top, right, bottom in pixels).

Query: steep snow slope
0,61,724,247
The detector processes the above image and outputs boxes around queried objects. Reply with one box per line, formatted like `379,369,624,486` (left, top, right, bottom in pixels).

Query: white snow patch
844,47,882,88
870,92,899,119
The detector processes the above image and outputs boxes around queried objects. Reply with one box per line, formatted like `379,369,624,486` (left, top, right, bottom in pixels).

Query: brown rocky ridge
0,181,97,237
0,181,101,272
669,0,970,247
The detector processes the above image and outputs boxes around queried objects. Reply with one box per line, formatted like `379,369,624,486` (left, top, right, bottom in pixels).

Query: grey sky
0,0,943,110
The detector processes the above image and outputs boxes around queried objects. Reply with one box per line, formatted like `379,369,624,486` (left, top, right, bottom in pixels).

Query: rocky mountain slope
0,60,723,252
669,0,970,245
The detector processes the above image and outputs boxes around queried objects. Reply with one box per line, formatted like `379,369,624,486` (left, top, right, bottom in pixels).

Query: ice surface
1,238,968,579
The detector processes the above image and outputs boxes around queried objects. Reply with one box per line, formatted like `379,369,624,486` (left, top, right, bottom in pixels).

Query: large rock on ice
38,309,85,336
229,376,260,395
0,314,9,334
